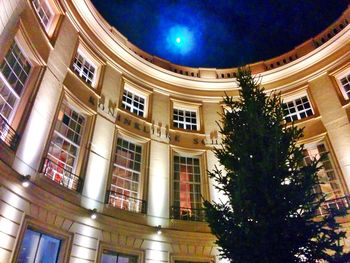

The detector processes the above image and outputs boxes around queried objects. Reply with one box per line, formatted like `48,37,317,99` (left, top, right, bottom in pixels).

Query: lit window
282,95,313,122
18,228,61,263
339,74,350,99
122,89,145,117
32,0,53,28
107,138,145,213
172,155,203,221
43,101,85,191
303,142,343,201
102,250,138,263
72,52,96,86
0,41,31,121
173,108,197,130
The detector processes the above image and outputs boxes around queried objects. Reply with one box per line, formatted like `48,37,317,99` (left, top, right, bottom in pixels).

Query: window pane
45,101,85,191
102,251,138,263
173,108,197,130
122,89,145,117
282,95,313,122
303,142,343,200
18,229,41,263
35,234,61,263
72,51,96,85
18,229,61,263
173,155,202,220
108,138,143,212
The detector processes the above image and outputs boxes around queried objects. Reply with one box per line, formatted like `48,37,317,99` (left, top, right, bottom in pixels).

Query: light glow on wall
148,142,169,219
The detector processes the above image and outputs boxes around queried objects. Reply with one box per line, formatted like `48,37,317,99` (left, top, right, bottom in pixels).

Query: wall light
21,175,31,188
90,208,97,220
155,225,162,235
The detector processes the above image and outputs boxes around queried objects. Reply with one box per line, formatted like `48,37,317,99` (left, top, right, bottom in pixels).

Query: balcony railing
171,206,206,222
42,158,83,192
105,190,147,214
315,195,350,216
0,114,20,150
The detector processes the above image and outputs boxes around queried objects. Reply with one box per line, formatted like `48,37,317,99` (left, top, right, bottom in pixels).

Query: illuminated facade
1,0,350,262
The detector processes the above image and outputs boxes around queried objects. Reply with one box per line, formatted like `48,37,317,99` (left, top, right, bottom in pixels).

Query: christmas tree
204,68,349,262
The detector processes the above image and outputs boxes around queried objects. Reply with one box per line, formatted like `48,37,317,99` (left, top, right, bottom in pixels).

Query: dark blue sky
91,0,349,68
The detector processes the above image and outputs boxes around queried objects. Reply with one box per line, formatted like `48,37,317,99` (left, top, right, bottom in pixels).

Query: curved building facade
1,1,350,262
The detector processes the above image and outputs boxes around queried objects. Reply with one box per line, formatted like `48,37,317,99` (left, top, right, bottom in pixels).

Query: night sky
91,0,350,68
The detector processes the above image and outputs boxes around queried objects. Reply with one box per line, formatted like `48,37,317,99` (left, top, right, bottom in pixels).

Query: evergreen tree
204,68,349,263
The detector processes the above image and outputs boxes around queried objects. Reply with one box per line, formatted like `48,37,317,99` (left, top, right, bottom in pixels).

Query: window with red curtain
45,101,85,189
173,155,201,218
109,138,142,212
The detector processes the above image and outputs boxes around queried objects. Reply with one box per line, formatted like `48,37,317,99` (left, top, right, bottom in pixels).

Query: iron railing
315,195,350,216
106,190,147,214
42,158,83,192
171,206,206,222
0,114,20,150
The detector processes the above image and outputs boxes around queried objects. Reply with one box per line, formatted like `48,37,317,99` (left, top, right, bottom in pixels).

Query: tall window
72,51,96,86
303,143,343,200
32,0,53,28
108,138,144,213
122,89,145,117
340,74,350,99
43,101,85,191
173,108,197,130
18,228,61,263
0,41,31,121
173,155,203,221
102,251,137,263
282,95,313,122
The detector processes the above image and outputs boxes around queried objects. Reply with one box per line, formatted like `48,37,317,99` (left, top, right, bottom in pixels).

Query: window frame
282,91,315,123
169,147,209,221
14,218,72,263
30,0,63,39
0,26,43,140
106,128,150,214
170,98,203,132
170,254,216,263
334,68,350,102
98,242,144,263
302,137,348,200
70,39,105,92
119,79,152,120
41,92,94,191
0,39,32,124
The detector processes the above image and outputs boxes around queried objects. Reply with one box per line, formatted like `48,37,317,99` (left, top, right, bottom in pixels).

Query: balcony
105,190,147,214
171,206,206,222
41,158,83,192
0,114,20,150
316,195,350,216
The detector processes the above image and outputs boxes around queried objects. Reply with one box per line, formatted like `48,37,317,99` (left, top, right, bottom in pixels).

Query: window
0,41,31,121
339,74,350,99
282,95,313,122
32,0,53,28
172,155,203,221
72,51,96,86
173,108,197,130
43,101,85,191
18,228,61,263
107,138,145,213
303,142,343,201
102,250,138,263
122,89,145,117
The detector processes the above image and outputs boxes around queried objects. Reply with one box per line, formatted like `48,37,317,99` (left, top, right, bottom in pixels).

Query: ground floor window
18,228,61,263
102,250,138,263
